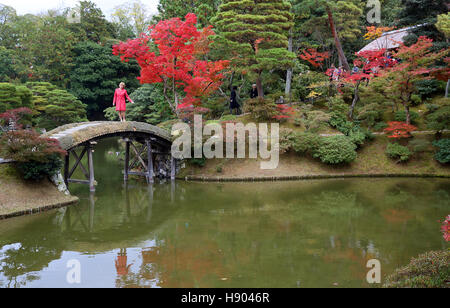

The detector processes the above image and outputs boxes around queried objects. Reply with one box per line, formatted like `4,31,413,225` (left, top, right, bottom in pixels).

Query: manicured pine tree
26,82,88,130
0,83,32,113
212,0,296,97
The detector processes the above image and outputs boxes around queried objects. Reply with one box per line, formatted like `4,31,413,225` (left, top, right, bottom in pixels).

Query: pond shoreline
0,165,79,221
183,173,450,182
0,198,79,220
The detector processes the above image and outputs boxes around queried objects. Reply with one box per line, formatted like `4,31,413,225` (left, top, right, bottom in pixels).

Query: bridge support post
64,142,96,192
146,139,154,183
64,154,70,187
171,156,176,181
124,139,130,182
87,143,96,192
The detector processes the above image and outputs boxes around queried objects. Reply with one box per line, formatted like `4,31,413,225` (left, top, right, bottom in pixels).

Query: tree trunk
326,6,350,72
349,80,361,119
256,73,264,98
285,30,293,99
446,79,449,98
405,105,411,125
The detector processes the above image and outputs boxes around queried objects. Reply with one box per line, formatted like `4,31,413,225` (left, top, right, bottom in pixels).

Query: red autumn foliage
112,13,229,112
273,104,295,121
384,121,417,139
345,49,397,83
0,130,66,162
299,48,330,68
0,107,33,129
441,215,450,242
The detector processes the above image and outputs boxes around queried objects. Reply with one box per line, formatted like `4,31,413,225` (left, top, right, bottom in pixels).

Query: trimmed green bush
0,130,66,181
313,135,357,165
291,132,323,155
386,143,412,162
433,139,450,164
243,98,277,122
383,250,449,288
348,129,367,147
17,153,63,181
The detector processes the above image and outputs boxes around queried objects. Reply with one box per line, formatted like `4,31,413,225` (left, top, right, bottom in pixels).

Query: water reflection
0,139,448,288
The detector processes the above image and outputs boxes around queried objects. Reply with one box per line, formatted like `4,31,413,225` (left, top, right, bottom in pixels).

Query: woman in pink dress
113,82,134,122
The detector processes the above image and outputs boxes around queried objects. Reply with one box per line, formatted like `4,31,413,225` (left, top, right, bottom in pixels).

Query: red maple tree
299,48,330,69
344,49,396,119
384,121,417,139
113,13,229,114
379,36,449,124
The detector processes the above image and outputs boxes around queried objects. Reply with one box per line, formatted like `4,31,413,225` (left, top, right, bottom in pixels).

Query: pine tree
0,83,32,113
212,0,295,97
26,82,88,130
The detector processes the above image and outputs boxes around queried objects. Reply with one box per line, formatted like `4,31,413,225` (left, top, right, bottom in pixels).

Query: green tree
212,0,295,97
0,83,32,113
397,0,448,49
0,4,17,49
112,0,152,38
26,82,87,129
68,1,114,43
436,13,450,38
0,47,18,81
156,0,220,27
70,41,140,119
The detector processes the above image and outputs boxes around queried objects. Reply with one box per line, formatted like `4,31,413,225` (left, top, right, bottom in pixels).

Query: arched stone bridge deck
43,121,174,192
44,121,172,151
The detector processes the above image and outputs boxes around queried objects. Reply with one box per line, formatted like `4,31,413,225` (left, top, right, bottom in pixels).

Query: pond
0,138,448,288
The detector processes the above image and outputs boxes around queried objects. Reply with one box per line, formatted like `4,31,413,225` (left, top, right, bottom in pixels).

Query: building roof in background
358,24,426,53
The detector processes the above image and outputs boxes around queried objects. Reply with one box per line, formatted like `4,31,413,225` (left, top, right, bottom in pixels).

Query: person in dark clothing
230,86,241,115
250,84,258,99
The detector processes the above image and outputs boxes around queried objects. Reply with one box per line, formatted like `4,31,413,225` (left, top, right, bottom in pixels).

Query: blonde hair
119,82,126,88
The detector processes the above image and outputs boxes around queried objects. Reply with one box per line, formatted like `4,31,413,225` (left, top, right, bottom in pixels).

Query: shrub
383,250,449,288
303,110,331,132
279,128,296,154
348,129,367,147
17,154,63,181
291,132,322,155
386,143,412,162
433,139,450,164
409,138,431,154
426,100,450,132
373,121,388,131
356,103,384,128
0,130,66,180
415,79,443,99
243,98,278,122
313,135,357,165
204,96,228,119
190,157,206,167
394,110,420,124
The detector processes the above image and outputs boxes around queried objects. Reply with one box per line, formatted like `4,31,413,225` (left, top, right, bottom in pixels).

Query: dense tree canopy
212,0,296,97
70,41,140,118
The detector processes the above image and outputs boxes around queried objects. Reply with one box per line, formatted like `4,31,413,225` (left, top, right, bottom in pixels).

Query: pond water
0,138,448,288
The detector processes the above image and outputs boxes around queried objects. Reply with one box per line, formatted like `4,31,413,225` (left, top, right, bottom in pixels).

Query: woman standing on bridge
113,82,134,122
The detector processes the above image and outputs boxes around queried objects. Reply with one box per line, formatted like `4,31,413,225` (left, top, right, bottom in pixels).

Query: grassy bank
178,134,450,181
0,164,78,219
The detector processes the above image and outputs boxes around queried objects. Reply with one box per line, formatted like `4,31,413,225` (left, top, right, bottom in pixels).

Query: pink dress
113,88,132,111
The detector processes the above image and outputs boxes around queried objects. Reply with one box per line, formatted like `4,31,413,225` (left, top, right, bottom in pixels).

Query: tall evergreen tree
156,0,220,27
70,42,140,119
212,0,295,97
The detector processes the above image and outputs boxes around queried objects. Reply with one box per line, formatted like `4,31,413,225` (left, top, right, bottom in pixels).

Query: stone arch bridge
43,121,174,192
